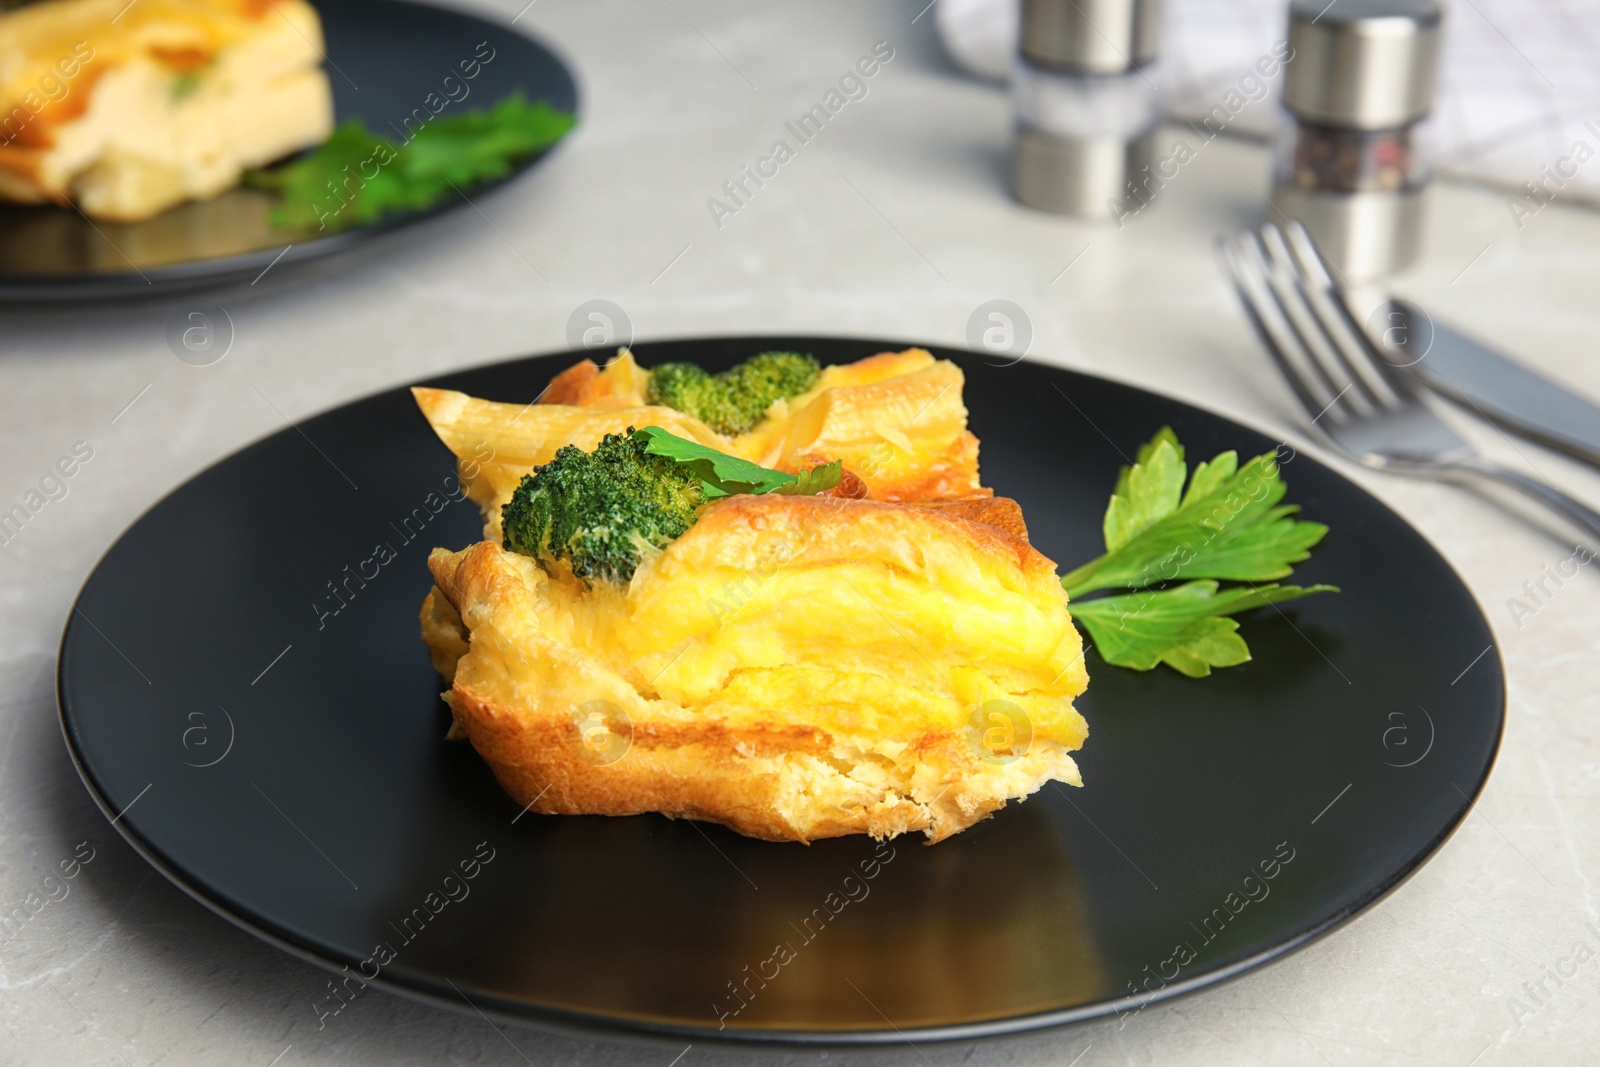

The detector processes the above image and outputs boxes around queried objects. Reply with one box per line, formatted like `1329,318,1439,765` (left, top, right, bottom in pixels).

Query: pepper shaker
1272,0,1442,279
1012,0,1163,220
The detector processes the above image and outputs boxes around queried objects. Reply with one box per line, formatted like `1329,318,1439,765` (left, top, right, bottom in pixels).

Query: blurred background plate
0,0,578,300
57,339,1504,1044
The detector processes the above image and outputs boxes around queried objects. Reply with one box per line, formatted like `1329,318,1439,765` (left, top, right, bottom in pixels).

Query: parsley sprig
247,94,576,233
1064,428,1336,678
1071,581,1335,677
634,426,842,499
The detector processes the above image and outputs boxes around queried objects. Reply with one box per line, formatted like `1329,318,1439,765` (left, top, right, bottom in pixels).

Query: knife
1375,298,1600,472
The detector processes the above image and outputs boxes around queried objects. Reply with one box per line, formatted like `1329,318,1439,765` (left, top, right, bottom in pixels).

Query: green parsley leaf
401,94,577,192
1071,580,1339,677
245,94,576,234
635,426,793,497
1060,427,1337,678
771,459,843,496
245,121,400,231
633,426,838,499
1103,426,1185,551
1060,427,1328,598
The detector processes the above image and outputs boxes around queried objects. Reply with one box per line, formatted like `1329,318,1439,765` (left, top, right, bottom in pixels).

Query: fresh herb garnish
1060,428,1328,597
1071,580,1337,678
634,426,841,499
1063,428,1335,677
246,93,576,233
773,460,846,497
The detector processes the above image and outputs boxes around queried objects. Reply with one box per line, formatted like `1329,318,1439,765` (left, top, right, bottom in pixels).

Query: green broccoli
501,428,705,585
647,351,821,435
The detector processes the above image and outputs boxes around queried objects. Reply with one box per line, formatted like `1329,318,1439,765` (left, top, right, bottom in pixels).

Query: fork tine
1238,228,1357,417
1282,220,1422,402
1216,233,1341,426
1258,222,1392,413
1283,220,1337,290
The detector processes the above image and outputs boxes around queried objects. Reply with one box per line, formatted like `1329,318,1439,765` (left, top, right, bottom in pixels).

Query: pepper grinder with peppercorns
1271,0,1442,279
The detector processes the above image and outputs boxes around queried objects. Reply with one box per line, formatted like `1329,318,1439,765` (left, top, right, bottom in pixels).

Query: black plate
58,338,1503,1044
0,0,577,299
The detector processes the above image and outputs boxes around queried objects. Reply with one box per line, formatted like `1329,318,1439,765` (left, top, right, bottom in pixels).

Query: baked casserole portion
0,0,333,222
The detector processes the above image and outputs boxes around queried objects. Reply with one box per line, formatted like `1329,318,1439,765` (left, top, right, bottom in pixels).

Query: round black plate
0,0,577,299
58,338,1503,1044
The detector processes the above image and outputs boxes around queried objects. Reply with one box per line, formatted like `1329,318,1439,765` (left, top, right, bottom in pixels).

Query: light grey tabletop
3,2,1598,1064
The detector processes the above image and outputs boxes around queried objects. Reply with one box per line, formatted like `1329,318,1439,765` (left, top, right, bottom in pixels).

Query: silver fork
1218,220,1600,539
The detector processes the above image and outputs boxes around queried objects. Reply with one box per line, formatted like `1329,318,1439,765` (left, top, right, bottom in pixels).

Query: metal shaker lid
1284,0,1442,129
1019,0,1161,74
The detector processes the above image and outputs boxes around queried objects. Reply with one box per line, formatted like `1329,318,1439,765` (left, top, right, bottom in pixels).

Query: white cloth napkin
937,0,1600,212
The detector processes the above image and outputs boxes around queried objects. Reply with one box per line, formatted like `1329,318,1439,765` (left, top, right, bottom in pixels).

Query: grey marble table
2,2,1597,1064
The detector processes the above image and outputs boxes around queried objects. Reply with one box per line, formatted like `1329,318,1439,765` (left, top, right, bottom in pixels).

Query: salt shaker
1272,0,1442,279
1012,0,1163,220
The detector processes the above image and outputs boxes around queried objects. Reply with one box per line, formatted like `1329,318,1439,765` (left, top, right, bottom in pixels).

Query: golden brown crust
419,586,470,683
445,679,993,842
539,359,600,406
910,496,1029,542
537,350,651,408
740,352,986,501
679,493,1050,580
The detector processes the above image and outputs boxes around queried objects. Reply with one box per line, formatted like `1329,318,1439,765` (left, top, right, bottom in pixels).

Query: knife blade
1376,298,1600,471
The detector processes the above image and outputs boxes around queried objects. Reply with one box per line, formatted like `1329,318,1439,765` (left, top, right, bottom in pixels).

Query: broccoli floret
727,350,822,411
647,351,820,435
500,428,704,585
646,363,727,429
